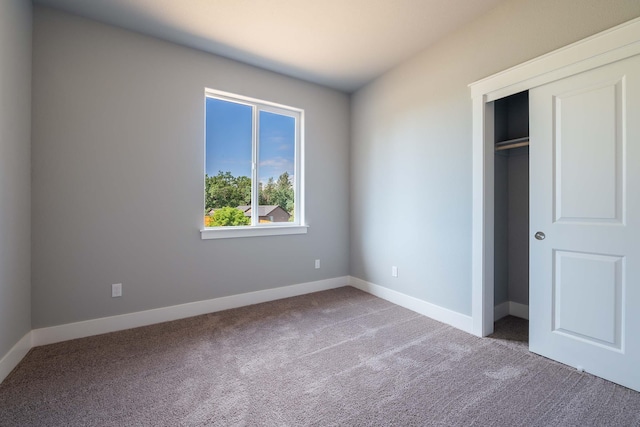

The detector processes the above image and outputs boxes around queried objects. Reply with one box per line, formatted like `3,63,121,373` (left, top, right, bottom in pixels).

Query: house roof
237,205,287,217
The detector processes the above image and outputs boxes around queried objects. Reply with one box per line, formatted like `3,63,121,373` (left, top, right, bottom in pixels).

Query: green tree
236,175,252,205
206,170,295,217
259,177,276,205
211,206,250,226
273,171,294,213
205,171,252,213
258,172,294,214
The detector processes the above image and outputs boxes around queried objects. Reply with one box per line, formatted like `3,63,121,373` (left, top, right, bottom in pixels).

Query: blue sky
205,97,295,183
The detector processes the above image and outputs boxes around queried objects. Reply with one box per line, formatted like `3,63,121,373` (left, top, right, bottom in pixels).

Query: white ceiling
35,0,505,92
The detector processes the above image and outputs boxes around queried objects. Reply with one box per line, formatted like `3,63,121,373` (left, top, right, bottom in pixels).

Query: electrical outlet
315,259,321,269
112,283,122,298
391,266,398,277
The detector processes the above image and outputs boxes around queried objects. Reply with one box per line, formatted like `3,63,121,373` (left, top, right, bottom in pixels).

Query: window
202,89,306,239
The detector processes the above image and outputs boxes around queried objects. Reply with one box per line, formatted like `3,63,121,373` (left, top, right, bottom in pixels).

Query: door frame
469,17,640,337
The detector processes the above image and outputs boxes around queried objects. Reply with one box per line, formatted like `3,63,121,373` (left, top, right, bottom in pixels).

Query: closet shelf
495,136,529,151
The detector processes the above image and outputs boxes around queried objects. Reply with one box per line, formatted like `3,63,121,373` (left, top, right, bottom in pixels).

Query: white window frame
201,89,307,240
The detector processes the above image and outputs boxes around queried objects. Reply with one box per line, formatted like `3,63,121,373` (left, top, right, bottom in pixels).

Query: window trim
201,89,305,239
201,224,308,240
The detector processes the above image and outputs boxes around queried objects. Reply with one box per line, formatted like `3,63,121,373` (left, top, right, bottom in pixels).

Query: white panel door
529,54,640,392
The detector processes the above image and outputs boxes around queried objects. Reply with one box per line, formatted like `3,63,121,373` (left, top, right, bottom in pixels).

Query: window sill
200,225,308,240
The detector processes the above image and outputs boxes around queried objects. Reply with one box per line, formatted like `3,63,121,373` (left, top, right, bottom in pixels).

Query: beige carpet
1,287,639,426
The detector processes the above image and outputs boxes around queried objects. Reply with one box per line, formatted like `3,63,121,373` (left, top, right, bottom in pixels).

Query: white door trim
469,17,640,337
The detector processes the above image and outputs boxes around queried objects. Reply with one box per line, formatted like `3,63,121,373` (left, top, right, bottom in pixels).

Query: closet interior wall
494,91,530,321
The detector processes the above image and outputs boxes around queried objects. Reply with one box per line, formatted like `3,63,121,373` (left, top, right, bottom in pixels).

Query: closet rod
495,137,529,151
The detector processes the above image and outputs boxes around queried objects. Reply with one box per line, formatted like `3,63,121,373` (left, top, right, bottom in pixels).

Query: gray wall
350,0,640,316
0,0,32,357
31,7,350,328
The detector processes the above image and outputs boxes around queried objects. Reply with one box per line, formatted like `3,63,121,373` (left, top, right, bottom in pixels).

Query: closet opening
491,90,529,345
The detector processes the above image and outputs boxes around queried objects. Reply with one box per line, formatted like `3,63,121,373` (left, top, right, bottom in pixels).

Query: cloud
259,157,294,182
260,158,292,168
263,135,294,152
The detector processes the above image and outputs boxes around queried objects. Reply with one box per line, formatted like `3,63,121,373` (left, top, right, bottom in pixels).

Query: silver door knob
535,231,546,240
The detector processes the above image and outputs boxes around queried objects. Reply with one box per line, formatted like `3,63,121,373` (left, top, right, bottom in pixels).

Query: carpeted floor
489,315,529,350
1,287,639,426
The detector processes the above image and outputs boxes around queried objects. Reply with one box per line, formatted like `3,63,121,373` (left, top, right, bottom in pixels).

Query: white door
529,54,640,392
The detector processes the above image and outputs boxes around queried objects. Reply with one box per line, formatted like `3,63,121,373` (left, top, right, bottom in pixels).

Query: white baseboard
31,276,349,347
349,276,473,334
509,301,529,320
494,301,529,321
494,301,510,321
0,332,32,384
